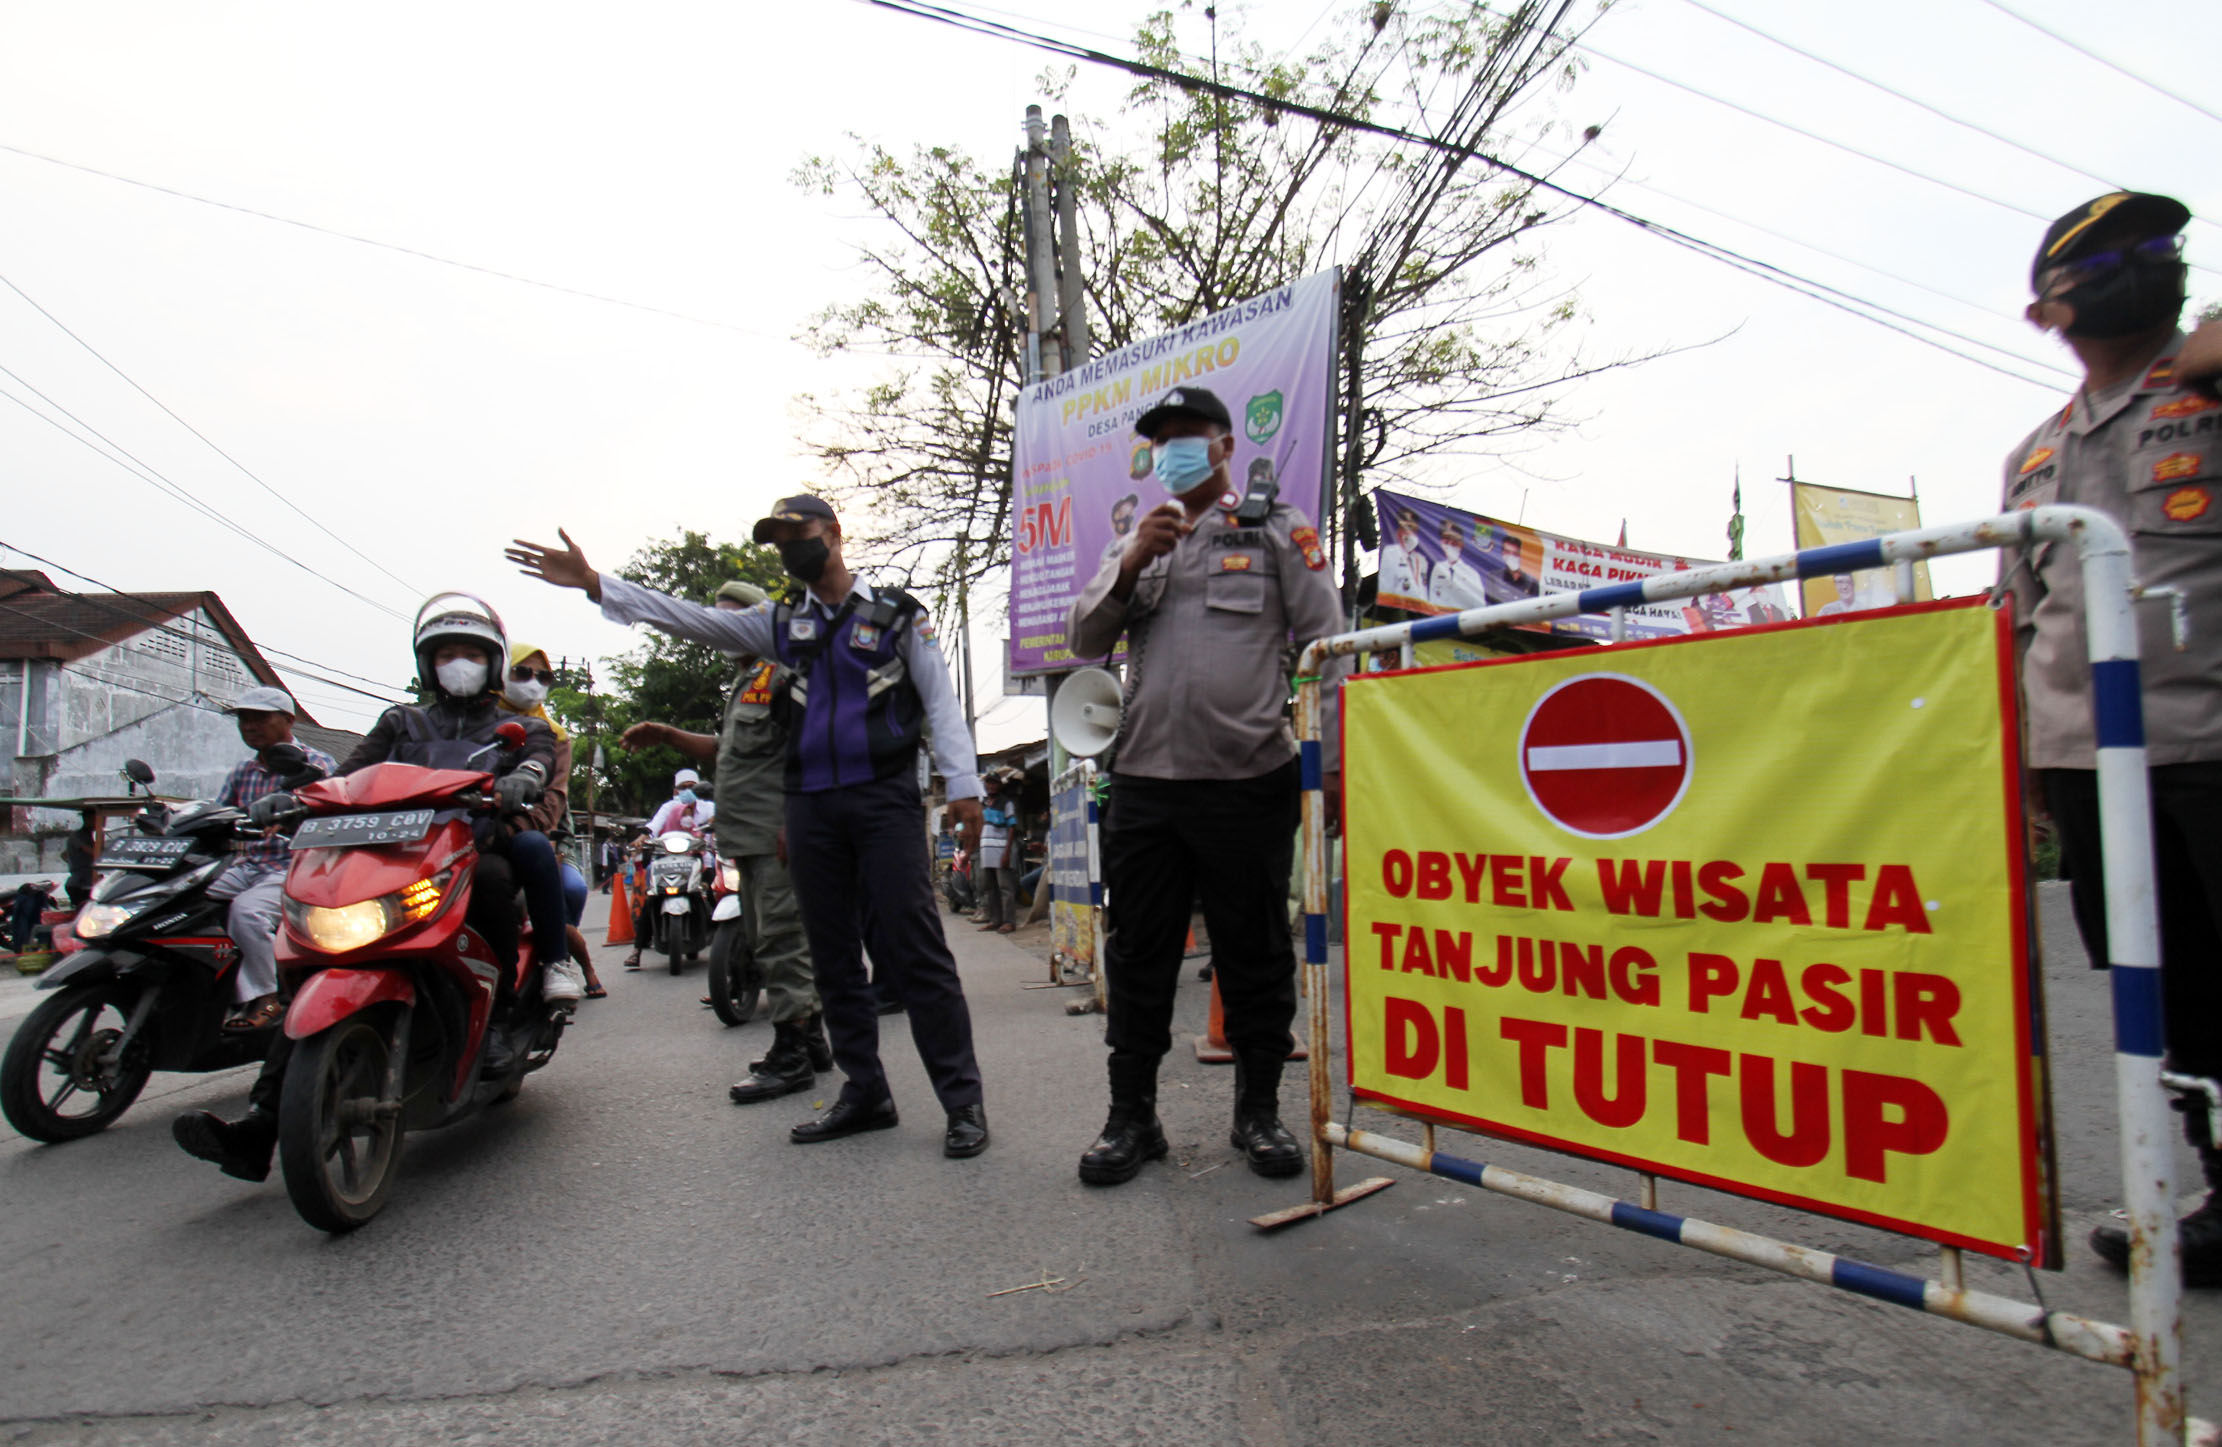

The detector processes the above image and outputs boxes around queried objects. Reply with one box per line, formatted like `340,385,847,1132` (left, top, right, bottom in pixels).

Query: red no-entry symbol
1518,674,1693,839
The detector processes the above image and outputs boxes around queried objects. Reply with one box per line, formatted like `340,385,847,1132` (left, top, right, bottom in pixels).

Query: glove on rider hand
246,792,297,829
495,766,545,814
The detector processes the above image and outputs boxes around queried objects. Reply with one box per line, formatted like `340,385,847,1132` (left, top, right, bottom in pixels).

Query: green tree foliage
794,0,1642,596
542,530,786,820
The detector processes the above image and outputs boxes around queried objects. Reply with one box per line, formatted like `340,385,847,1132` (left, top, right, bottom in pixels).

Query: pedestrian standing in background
1999,191,2222,1284
974,769,1020,934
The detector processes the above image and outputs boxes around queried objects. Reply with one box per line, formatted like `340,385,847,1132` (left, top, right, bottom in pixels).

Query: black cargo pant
784,772,983,1111
2046,763,2222,1165
1101,761,1301,1062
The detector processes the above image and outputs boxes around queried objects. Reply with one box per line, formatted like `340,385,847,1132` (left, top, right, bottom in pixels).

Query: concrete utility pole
1022,105,1062,383
1050,113,1089,367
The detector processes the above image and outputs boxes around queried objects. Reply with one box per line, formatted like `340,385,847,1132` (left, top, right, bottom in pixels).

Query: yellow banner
1791,482,1934,616
1344,601,2043,1257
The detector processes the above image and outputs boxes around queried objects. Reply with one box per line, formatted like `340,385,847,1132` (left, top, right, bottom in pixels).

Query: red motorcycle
272,743,565,1232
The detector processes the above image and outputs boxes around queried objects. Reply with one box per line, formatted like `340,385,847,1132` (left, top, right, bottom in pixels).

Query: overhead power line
1677,1,2221,245
1973,0,2222,128
0,537,413,700
0,271,423,598
857,0,2078,390
0,141,769,337
0,371,412,622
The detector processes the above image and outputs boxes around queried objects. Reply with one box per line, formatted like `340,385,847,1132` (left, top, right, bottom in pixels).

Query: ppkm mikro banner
1342,599,2046,1259
1007,269,1340,676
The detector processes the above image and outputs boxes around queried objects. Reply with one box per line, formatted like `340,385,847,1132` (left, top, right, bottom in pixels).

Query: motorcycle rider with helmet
171,593,578,1182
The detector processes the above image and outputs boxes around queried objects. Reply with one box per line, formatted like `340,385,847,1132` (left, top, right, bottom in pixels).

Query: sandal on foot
223,994,284,1032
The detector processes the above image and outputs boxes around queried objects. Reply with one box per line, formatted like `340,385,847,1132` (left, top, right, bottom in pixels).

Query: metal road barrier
1273,505,2209,1446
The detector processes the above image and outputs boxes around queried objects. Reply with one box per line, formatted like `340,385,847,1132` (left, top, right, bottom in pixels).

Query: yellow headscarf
497,642,569,741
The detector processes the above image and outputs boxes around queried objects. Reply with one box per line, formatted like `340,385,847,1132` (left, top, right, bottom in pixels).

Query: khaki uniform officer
1066,384,1353,1186
2000,190,2222,1284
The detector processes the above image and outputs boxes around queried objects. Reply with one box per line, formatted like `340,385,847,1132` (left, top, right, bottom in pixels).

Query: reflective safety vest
772,586,926,794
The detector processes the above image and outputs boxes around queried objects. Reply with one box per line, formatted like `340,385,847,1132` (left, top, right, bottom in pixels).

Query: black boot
1078,1052,1167,1186
2091,1102,2222,1287
732,1021,817,1103
1230,1049,1305,1178
172,1109,278,1182
758,1013,833,1073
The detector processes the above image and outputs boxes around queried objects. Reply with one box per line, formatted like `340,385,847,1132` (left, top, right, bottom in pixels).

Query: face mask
779,536,831,584
676,787,697,803
2058,256,2186,339
1152,436,1216,496
504,678,547,708
435,657,489,696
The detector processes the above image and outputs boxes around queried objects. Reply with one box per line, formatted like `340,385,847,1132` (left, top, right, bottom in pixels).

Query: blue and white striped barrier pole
1289,506,2189,1442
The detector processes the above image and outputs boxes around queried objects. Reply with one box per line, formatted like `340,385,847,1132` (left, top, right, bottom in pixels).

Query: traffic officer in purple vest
507,500,991,1158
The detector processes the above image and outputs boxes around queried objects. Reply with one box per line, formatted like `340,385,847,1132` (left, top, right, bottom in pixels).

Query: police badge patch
850,623,882,651
1290,524,1326,571
788,616,818,642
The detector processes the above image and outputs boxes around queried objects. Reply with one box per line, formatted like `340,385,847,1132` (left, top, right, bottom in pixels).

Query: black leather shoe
732,1026,816,1103
791,1095,898,1144
1078,1108,1168,1185
2091,1197,2222,1287
1231,1110,1305,1178
944,1103,990,1158
172,1110,277,1183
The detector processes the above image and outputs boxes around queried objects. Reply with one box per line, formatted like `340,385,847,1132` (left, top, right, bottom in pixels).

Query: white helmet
412,592,508,696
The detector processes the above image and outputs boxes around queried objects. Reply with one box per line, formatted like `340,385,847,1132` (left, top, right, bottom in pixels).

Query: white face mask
435,657,489,696
504,678,548,708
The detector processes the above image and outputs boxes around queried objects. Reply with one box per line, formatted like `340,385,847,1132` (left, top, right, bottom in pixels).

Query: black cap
752,494,838,543
1133,386,1233,439
2032,192,2191,286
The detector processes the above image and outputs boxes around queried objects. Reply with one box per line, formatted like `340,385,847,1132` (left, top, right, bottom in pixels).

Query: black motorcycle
1,759,282,1142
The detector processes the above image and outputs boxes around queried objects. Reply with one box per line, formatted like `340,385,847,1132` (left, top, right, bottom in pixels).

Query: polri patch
2018,446,2055,475
1290,524,1326,571
2153,451,2204,484
2152,395,2220,420
1220,553,1254,572
2144,358,2178,390
2163,486,2212,522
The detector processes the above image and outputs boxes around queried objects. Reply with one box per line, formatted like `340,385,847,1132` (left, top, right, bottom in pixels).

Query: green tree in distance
794,0,1664,599
544,530,786,819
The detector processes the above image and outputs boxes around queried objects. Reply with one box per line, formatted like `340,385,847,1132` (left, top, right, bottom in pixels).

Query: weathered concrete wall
21,700,246,831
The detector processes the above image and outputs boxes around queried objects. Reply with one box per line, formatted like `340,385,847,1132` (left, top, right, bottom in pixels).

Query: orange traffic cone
1192,939,1308,1064
606,870,636,946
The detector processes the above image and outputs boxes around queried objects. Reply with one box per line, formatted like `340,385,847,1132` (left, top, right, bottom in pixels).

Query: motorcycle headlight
662,834,693,855
73,901,139,940
286,869,452,953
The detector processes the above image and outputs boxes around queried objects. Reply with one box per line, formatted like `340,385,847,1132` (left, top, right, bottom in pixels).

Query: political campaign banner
1008,269,1341,675
1791,481,1934,618
1048,763,1101,976
1341,599,2047,1259
1373,488,1794,641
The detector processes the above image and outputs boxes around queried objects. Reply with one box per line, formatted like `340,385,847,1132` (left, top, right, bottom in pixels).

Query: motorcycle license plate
98,836,193,868
292,809,436,850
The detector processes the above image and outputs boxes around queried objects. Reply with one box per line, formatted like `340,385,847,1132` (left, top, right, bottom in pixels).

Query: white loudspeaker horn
1049,667,1124,758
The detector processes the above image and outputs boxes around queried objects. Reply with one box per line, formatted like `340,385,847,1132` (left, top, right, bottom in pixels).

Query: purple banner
1007,269,1341,675
1373,488,1794,641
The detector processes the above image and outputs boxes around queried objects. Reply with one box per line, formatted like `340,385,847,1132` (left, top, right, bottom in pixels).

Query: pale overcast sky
4,0,2215,748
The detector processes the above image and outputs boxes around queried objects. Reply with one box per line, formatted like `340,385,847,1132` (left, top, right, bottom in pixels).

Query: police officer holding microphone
1067,386,1352,1185
508,500,991,1159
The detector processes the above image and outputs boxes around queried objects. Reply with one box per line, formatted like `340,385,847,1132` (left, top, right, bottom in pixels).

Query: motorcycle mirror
495,720,529,748
122,758,156,788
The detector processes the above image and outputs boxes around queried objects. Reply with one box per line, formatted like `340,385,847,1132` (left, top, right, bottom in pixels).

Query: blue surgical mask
677,787,697,802
1151,437,1216,496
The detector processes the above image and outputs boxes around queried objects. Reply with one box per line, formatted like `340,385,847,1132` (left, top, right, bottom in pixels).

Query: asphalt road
0,884,2213,1445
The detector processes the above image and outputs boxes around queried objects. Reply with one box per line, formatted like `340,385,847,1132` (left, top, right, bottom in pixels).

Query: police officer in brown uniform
1066,385,1353,1185
2001,191,2222,1283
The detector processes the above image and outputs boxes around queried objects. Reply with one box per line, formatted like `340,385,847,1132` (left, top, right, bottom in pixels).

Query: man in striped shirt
209,688,336,1031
